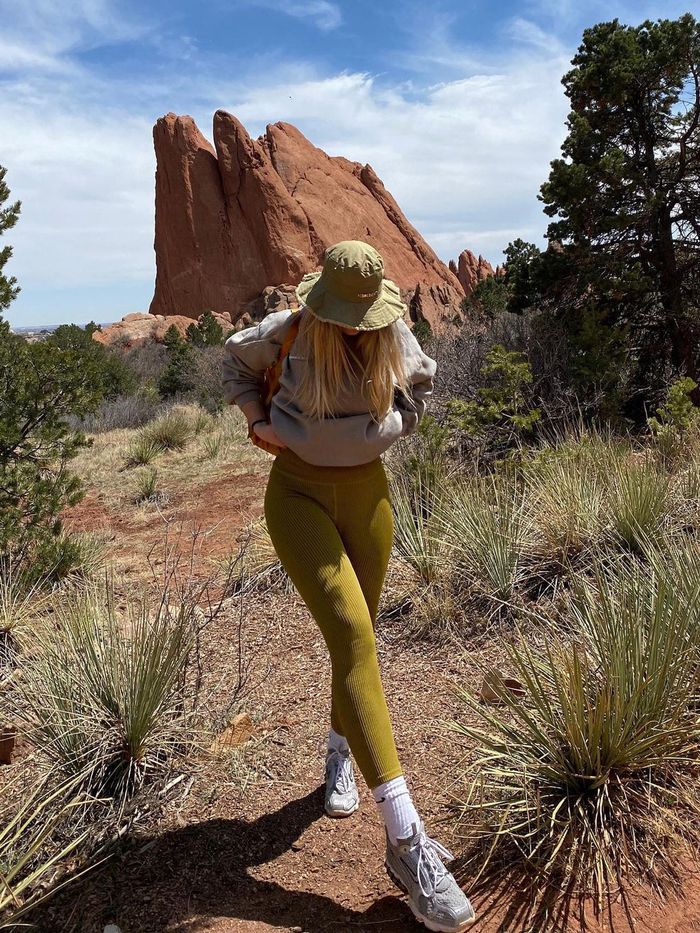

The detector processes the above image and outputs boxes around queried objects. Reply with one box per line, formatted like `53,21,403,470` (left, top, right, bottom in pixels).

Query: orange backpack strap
276,306,304,363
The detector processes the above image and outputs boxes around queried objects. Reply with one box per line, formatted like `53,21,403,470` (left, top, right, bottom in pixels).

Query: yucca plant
0,772,92,927
201,433,226,460
606,458,671,552
389,468,446,586
452,554,700,908
672,460,700,532
526,453,607,564
133,467,160,504
140,410,192,451
124,435,164,467
434,475,531,604
223,518,292,594
13,583,197,805
0,559,50,663
192,408,215,436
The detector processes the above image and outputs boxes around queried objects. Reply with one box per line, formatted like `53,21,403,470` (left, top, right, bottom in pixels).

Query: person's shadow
26,785,421,933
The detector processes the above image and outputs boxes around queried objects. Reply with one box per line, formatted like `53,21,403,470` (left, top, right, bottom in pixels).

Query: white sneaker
324,747,359,818
385,821,476,931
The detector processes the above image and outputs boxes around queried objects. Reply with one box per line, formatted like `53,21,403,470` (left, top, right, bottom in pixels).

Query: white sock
327,727,349,754
372,776,421,845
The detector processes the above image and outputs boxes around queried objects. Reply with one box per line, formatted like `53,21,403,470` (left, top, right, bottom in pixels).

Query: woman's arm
394,320,438,434
222,310,294,442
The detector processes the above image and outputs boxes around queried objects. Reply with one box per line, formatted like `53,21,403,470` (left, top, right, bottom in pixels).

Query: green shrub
23,531,108,588
447,345,540,452
47,323,137,400
648,377,700,464
453,551,700,906
140,409,192,451
13,583,196,802
158,326,197,399
0,321,101,562
186,310,225,347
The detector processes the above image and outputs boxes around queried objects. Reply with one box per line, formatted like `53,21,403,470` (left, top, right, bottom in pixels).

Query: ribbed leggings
263,446,403,789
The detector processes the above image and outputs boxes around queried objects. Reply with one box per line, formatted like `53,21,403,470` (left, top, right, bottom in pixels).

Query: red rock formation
93,311,233,349
449,250,496,297
149,111,466,332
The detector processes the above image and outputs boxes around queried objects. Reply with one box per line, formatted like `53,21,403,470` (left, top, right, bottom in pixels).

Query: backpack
248,307,304,455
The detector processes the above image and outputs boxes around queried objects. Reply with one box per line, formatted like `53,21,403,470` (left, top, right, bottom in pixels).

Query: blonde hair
290,307,416,423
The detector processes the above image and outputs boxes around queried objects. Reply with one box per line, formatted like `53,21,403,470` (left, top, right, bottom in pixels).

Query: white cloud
0,0,151,74
14,0,688,325
237,0,342,31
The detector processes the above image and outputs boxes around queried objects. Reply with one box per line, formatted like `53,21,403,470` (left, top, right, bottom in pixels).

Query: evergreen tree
0,165,105,562
158,325,197,398
48,322,136,399
537,14,700,405
186,310,225,347
0,165,21,313
0,322,103,559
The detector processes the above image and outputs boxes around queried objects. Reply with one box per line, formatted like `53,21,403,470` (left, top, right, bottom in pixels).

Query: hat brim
295,271,406,331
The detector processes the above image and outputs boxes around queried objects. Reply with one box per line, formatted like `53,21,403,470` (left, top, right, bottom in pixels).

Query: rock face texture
449,250,497,297
149,111,469,332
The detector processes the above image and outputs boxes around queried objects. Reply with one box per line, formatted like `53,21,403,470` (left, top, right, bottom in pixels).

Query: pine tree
158,325,197,398
0,165,21,313
537,14,700,403
0,165,103,563
186,310,224,347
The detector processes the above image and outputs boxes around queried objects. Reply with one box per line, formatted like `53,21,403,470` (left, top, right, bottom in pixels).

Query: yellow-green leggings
263,446,404,789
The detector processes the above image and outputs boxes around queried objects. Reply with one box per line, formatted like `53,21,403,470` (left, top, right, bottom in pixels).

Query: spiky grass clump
0,560,50,664
13,583,196,804
132,467,162,505
139,409,192,452
124,435,164,467
201,432,226,461
389,468,446,586
0,772,90,926
434,475,532,604
606,458,671,552
526,451,608,564
223,518,292,595
452,550,700,908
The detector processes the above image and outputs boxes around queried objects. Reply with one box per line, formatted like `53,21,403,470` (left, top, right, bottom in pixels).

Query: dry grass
70,404,262,512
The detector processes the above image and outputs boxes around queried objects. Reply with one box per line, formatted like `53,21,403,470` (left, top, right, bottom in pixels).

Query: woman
222,241,475,932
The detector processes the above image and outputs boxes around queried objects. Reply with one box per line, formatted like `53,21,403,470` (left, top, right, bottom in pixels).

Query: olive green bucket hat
296,240,406,331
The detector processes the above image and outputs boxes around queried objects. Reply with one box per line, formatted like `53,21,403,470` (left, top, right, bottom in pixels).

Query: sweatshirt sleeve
394,319,438,434
222,310,294,408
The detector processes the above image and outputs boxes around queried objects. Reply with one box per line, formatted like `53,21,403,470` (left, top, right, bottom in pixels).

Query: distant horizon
9,319,124,332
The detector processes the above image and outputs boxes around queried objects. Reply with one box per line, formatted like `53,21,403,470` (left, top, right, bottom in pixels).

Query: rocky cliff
148,111,489,332
449,250,498,297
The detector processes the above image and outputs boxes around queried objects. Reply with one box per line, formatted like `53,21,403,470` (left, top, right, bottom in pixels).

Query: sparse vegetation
12,581,197,803
453,549,700,912
140,408,193,451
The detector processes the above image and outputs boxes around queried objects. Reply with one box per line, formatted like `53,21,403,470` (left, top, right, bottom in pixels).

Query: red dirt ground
24,460,700,933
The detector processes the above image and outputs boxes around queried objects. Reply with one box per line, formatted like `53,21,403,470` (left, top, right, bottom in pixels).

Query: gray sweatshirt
222,309,438,467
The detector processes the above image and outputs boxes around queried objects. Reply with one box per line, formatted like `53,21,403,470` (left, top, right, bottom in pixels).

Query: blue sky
1,0,697,327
